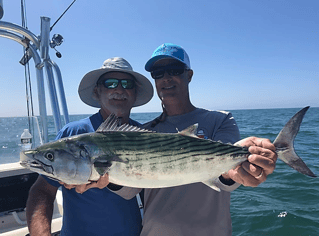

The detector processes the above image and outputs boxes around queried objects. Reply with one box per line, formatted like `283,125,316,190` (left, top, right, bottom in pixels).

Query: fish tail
273,106,316,177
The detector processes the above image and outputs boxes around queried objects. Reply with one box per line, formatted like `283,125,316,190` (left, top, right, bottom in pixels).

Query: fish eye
45,152,54,161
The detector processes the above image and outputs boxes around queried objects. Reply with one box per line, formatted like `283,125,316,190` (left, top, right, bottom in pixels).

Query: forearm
108,184,142,200
26,178,57,236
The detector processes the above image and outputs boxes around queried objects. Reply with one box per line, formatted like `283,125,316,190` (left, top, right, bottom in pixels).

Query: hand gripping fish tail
274,106,316,178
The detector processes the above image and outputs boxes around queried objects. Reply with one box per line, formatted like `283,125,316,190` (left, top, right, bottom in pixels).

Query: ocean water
230,108,319,236
0,108,318,235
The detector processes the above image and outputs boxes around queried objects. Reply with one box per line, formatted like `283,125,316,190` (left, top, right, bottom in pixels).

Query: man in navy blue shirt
26,57,153,236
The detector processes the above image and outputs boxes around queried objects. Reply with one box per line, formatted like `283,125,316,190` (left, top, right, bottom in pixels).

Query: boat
0,1,69,235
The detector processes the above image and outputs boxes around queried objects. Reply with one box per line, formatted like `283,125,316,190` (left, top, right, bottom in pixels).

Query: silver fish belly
103,132,249,188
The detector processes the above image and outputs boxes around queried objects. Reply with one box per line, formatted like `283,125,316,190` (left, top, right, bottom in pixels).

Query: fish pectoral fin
94,161,112,168
94,154,128,164
202,179,221,192
93,154,128,175
179,124,199,138
111,155,128,164
93,160,111,176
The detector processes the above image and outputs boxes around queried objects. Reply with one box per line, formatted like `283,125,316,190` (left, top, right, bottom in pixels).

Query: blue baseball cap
145,43,191,72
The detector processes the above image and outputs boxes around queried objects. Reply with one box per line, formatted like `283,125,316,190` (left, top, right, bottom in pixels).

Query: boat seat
0,163,63,235
0,172,38,213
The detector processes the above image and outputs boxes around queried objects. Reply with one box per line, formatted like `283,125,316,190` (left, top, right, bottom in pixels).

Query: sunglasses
99,78,135,89
151,65,189,80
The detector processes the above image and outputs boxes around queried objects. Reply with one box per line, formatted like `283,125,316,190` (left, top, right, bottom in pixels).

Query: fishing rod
0,0,4,20
50,0,77,31
49,0,77,58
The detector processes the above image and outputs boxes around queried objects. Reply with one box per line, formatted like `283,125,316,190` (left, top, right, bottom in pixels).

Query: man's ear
92,86,100,101
188,69,193,82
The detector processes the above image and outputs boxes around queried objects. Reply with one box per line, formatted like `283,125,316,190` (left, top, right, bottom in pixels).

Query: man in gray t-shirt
107,43,278,235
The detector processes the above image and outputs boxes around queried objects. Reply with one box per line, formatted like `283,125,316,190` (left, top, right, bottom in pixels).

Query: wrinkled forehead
98,71,135,82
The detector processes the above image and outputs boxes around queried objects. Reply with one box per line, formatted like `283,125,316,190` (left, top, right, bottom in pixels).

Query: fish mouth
20,152,54,174
20,160,54,174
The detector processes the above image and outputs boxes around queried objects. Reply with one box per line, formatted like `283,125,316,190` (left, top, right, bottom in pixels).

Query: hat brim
78,68,153,108
145,55,187,72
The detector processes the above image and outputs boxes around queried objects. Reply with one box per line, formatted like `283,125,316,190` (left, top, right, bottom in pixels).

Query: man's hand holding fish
222,137,277,187
60,173,109,194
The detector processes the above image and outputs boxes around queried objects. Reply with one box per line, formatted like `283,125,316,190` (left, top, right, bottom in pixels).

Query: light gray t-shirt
114,108,241,236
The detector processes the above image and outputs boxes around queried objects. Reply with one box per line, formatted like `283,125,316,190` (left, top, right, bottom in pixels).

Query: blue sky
0,0,318,117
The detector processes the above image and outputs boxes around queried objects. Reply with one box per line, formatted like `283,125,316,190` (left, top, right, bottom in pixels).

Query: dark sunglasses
99,78,135,89
151,65,189,80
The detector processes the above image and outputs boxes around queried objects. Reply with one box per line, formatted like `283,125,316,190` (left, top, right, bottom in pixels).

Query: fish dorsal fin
96,113,119,132
96,113,154,133
178,123,199,138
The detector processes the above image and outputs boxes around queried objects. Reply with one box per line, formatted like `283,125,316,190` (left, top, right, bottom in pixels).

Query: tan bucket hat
78,57,153,108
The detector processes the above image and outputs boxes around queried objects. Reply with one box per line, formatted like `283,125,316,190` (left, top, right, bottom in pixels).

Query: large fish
20,107,316,191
